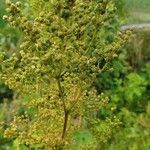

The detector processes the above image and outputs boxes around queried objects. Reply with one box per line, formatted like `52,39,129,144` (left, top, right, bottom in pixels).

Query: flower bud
11,21,16,26
113,54,118,58
3,15,8,20
6,8,11,13
31,65,36,69
16,1,22,7
7,16,13,22
5,0,11,6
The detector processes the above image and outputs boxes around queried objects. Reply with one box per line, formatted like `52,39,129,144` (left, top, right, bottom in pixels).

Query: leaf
73,130,94,150
8,139,29,150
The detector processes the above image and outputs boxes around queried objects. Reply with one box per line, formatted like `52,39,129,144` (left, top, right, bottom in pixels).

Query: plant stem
56,77,69,140
61,110,69,139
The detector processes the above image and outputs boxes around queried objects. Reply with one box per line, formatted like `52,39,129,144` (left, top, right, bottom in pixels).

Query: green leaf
8,139,29,150
73,130,94,150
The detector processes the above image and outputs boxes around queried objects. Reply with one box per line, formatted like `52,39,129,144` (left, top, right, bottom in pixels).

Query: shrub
0,0,129,149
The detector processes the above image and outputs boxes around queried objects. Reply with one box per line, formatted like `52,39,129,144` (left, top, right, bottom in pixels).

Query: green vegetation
0,0,129,149
125,0,150,12
124,0,150,23
0,0,150,149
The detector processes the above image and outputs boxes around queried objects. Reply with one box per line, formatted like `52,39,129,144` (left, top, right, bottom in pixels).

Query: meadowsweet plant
1,0,130,149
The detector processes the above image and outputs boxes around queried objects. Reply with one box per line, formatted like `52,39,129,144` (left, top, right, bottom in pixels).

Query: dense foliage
0,0,149,150
95,31,150,149
0,0,130,149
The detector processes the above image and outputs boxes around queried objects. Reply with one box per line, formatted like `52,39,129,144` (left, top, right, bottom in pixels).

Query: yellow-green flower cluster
1,0,131,149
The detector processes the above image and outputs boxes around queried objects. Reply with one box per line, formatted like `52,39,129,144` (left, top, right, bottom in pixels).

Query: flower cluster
1,0,131,149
